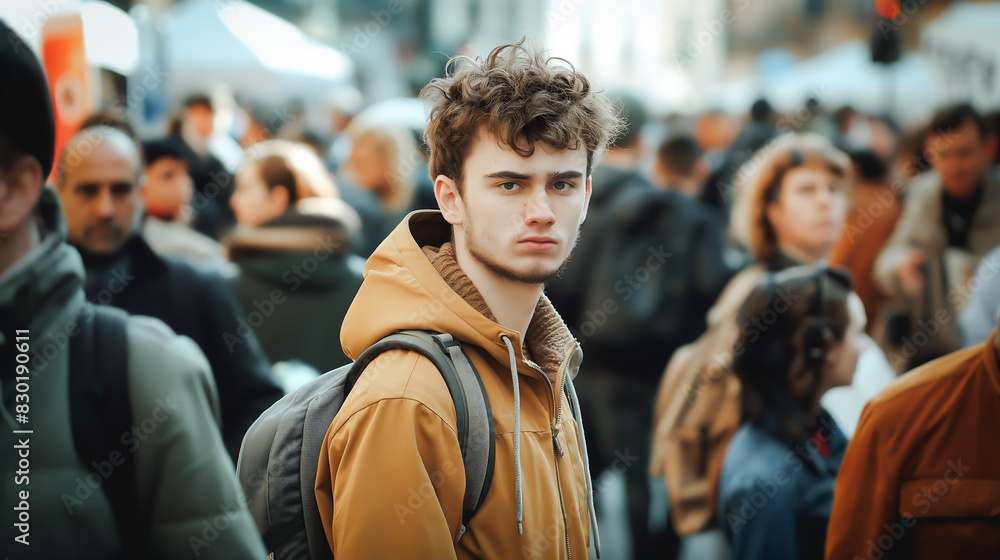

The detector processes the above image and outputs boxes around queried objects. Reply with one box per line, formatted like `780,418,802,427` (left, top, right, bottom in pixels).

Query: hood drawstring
565,370,602,559
500,334,524,536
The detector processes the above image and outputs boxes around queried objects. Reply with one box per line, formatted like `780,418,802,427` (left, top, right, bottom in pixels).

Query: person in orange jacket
313,39,623,559
826,311,1000,558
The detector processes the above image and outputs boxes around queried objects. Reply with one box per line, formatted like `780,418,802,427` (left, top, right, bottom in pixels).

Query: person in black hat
0,19,266,558
140,136,232,272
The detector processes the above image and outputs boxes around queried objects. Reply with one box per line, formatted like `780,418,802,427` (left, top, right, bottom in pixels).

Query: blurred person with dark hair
652,133,896,547
700,98,779,219
547,92,732,559
227,140,363,374
654,134,707,197
874,103,1000,372
830,150,902,335
720,265,866,560
0,21,265,558
54,125,282,462
140,137,232,275
827,296,1000,559
167,93,238,241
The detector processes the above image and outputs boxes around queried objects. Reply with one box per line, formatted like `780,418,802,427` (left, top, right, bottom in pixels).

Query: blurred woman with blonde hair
227,139,363,375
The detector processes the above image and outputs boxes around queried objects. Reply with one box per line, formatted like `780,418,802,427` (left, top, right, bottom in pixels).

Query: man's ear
579,175,592,225
434,174,463,226
0,156,43,233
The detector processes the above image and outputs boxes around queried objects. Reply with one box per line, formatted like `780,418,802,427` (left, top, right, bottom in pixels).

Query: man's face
231,161,288,227
143,157,193,219
59,140,141,254
184,104,215,140
766,166,849,260
447,130,591,285
927,120,994,199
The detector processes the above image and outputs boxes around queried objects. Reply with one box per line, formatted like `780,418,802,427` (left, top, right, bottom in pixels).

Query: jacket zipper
531,362,573,560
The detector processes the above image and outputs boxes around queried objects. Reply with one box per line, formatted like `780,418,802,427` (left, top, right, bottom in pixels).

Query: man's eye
500,182,519,192
553,181,572,191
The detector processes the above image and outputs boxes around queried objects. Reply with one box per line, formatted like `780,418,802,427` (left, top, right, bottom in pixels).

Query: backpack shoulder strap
69,304,146,558
348,330,495,540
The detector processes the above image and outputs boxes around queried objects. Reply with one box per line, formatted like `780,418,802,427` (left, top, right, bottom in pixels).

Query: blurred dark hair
731,265,854,444
928,103,990,140
420,38,623,191
847,149,888,181
610,92,648,148
184,93,214,112
750,98,773,123
656,135,702,177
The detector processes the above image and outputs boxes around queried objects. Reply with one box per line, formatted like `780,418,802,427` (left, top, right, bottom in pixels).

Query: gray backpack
236,330,495,559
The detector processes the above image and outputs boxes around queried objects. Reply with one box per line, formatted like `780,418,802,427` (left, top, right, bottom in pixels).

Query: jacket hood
0,187,84,344
0,187,85,429
340,210,581,382
227,201,361,292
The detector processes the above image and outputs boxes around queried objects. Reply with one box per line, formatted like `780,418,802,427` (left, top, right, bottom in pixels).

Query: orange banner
41,11,93,184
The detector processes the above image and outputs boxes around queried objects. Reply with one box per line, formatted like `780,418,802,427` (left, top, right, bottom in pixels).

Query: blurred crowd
3,16,1000,560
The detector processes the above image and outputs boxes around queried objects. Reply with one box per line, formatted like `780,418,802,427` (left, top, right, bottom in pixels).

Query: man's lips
518,237,557,251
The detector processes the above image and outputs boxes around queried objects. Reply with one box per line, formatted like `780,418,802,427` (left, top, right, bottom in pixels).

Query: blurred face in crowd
817,292,868,394
231,160,289,227
437,129,591,285
184,103,215,140
143,156,193,221
766,166,848,262
347,136,391,193
57,129,142,255
926,119,997,201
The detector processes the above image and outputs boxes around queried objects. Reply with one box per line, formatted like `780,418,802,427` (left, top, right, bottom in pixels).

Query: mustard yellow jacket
315,211,598,559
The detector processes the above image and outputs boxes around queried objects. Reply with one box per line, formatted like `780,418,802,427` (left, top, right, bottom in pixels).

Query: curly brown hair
419,38,623,191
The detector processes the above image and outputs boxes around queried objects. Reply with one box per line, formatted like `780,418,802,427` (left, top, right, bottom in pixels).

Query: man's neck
660,175,700,198
453,245,541,340
777,242,829,266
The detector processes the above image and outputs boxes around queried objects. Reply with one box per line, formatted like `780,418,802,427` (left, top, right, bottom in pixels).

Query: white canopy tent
163,0,353,105
921,2,1000,111
704,39,935,127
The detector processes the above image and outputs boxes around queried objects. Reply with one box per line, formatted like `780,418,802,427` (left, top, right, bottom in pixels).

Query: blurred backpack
68,304,148,558
565,182,727,380
649,266,765,535
236,330,495,559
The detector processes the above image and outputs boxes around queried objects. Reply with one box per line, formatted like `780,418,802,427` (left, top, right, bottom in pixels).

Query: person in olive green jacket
0,21,265,559
227,140,364,373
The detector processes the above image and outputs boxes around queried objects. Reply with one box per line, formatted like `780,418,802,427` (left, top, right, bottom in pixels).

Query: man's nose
94,189,115,217
524,188,556,225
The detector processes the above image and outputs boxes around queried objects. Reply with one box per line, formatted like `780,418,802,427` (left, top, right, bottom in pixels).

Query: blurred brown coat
826,330,1000,560
830,180,902,334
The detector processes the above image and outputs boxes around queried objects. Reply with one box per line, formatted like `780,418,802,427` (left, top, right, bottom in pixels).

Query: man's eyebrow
483,170,584,181
74,182,99,191
549,170,583,181
484,171,531,181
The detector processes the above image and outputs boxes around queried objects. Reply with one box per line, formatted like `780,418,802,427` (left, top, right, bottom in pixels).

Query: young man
54,126,283,462
314,41,621,558
0,20,265,557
